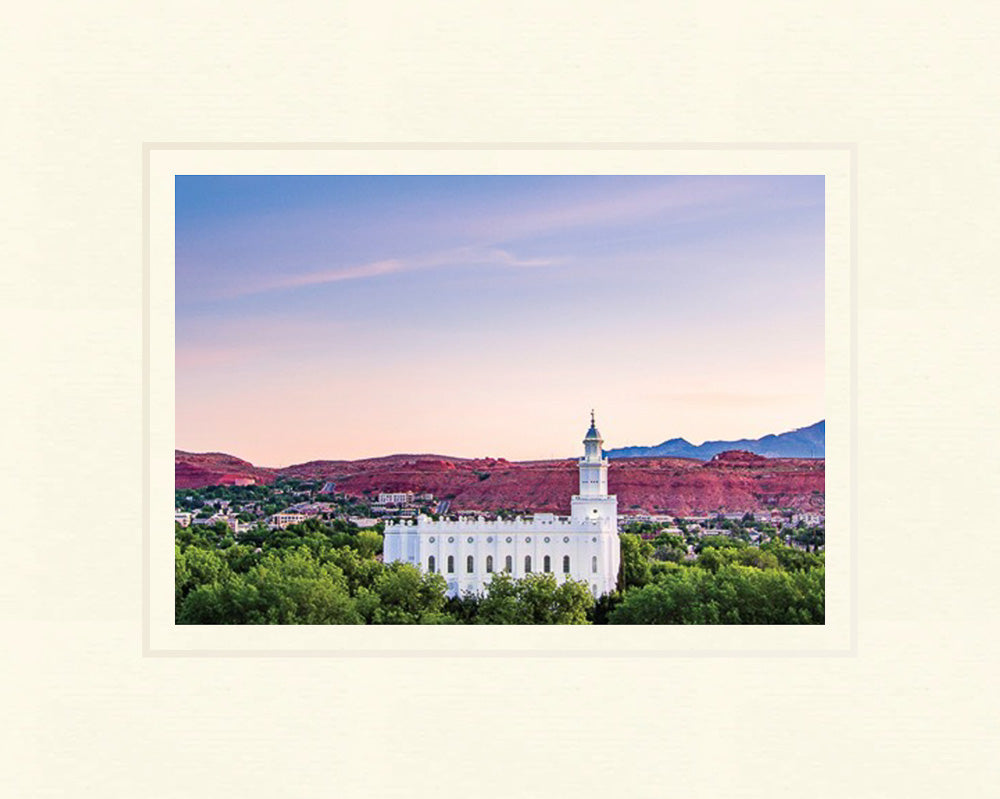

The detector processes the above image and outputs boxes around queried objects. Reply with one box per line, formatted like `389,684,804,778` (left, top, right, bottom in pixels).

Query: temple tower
570,411,618,528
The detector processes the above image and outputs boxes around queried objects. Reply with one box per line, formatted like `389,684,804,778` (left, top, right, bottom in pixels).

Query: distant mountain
605,420,825,460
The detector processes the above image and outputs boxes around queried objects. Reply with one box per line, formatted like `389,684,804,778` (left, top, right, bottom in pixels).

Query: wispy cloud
250,258,407,292
177,175,819,303
435,175,817,245
208,245,566,299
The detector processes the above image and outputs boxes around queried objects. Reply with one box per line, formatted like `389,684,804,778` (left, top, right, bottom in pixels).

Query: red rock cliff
176,449,824,514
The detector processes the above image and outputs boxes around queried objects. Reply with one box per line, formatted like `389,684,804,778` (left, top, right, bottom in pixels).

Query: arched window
563,555,571,573
467,555,474,573
543,555,551,572
486,555,494,573
525,555,532,573
428,555,436,573
592,555,598,573
447,555,454,573
504,555,512,572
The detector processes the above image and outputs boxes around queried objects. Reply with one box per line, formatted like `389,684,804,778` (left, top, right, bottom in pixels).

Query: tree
618,532,653,590
732,547,780,570
175,544,229,615
353,529,383,559
651,544,685,563
322,546,383,594
444,591,483,623
696,547,725,572
652,531,685,551
476,572,594,624
760,540,825,571
792,526,825,552
694,535,745,553
588,590,622,625
177,547,361,624
364,562,449,624
609,564,824,625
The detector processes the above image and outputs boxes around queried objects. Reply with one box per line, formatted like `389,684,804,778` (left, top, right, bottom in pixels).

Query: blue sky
176,174,824,464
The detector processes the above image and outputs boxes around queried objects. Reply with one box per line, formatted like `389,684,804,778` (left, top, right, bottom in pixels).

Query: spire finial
590,408,595,426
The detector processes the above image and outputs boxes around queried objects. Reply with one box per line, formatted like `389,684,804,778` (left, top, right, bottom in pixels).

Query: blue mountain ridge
604,420,825,460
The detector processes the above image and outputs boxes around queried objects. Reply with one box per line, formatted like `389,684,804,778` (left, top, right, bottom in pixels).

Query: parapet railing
384,514,613,533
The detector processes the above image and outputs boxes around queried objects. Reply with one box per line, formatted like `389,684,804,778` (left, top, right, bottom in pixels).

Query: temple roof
584,410,602,441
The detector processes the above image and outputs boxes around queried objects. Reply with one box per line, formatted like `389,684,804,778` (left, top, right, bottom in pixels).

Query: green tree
696,547,726,573
476,572,594,624
618,532,653,590
588,589,622,625
363,562,449,624
353,529,383,559
651,544,685,563
177,547,361,624
609,564,824,625
652,531,685,550
694,535,746,553
175,544,229,614
761,540,825,571
323,546,383,594
444,591,483,624
732,547,780,570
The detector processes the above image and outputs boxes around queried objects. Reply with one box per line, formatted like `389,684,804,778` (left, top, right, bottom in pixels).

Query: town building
190,513,244,534
383,413,621,598
288,502,337,515
376,491,416,506
268,512,309,529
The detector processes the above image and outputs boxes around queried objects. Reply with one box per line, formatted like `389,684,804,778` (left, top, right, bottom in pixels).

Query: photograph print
174,174,825,625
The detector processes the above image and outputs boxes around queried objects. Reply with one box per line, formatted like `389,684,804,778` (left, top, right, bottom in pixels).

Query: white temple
382,413,621,597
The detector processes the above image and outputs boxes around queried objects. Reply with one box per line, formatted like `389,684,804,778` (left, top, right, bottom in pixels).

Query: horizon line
175,417,825,470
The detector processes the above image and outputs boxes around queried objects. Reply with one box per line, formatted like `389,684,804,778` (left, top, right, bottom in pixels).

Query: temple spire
585,410,602,441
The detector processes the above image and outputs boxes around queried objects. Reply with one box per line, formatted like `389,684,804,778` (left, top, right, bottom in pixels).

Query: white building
268,512,309,529
377,491,415,506
383,413,621,598
190,513,243,534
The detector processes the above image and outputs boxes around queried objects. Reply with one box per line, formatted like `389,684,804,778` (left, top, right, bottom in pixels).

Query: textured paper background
3,2,999,797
